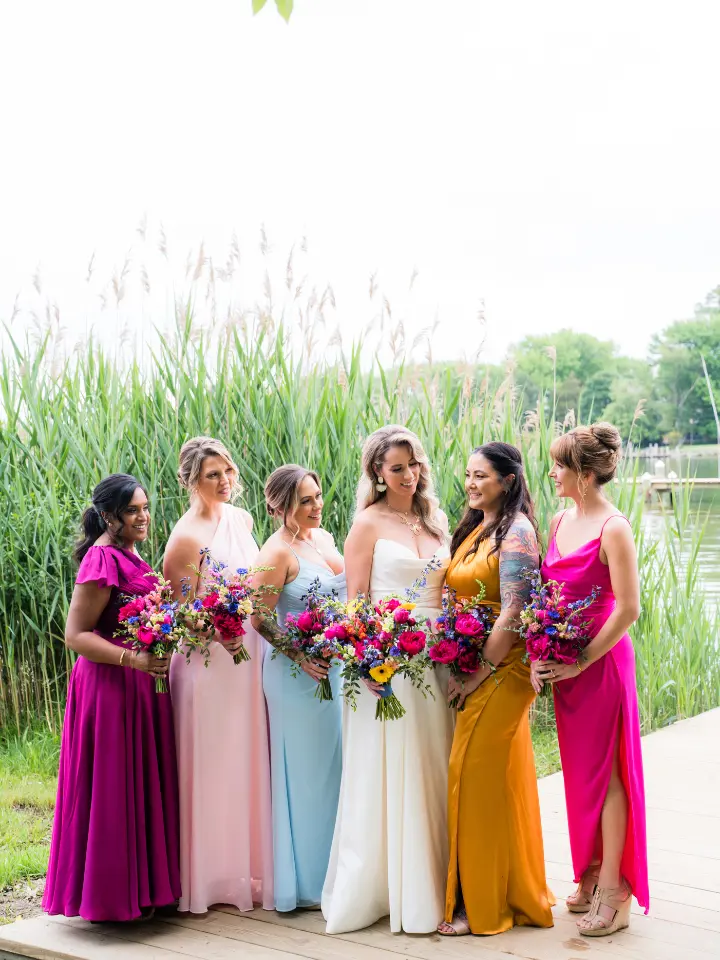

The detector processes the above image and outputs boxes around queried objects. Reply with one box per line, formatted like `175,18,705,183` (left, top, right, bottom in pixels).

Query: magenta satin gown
43,545,181,921
541,514,649,913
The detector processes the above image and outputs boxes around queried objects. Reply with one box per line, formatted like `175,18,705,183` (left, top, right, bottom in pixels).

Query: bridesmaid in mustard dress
439,443,554,937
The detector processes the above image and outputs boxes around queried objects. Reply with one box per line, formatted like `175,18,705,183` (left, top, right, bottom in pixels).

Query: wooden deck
2,708,719,960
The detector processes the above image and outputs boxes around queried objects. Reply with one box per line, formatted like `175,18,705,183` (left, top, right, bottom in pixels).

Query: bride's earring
376,476,387,493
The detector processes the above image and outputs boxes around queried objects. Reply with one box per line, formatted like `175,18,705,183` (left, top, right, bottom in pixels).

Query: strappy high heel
566,866,599,913
578,879,632,937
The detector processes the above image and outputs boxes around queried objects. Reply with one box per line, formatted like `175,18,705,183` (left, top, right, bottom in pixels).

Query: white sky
1,0,719,365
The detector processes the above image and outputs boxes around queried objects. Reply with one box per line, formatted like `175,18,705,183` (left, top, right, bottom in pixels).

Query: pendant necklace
388,506,422,536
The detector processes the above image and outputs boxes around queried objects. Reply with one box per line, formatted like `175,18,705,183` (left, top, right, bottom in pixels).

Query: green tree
601,358,663,444
509,330,618,422
650,288,720,442
252,0,293,21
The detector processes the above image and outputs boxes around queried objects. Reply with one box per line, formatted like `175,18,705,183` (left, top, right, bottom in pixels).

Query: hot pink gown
169,504,274,913
541,513,649,913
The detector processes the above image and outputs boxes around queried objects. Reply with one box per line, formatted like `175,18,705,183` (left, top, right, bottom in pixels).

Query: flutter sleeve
76,545,122,589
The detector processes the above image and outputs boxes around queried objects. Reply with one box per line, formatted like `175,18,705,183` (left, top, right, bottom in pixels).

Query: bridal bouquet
427,583,497,709
272,577,346,701
332,558,441,721
186,549,276,665
519,574,599,696
116,574,195,693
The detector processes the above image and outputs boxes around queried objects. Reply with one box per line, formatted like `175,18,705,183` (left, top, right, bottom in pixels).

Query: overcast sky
1,0,719,365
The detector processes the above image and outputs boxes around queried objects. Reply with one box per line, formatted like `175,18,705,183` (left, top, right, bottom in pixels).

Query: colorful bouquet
187,550,276,664
519,574,600,696
116,574,194,693
273,577,346,701
332,559,441,721
428,583,497,709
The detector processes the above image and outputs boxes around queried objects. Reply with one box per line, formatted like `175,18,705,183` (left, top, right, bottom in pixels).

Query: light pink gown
541,513,649,913
169,504,273,913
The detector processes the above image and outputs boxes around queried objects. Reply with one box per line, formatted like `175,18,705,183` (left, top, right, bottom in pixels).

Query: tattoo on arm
499,521,539,615
256,612,285,648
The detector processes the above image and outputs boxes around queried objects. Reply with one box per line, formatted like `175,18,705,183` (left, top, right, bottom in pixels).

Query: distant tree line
496,287,720,446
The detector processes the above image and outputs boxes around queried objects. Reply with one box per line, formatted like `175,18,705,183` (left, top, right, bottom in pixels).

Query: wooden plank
62,916,305,960
160,910,520,960
217,907,636,960
0,915,193,960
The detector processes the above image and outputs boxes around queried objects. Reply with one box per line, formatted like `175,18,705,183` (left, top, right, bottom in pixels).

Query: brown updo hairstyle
264,464,322,538
177,436,242,499
550,421,622,485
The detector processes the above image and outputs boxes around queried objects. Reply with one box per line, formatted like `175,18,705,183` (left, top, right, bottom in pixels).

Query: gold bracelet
119,649,127,668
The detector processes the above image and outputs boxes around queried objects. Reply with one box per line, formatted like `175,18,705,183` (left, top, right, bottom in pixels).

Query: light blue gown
263,551,346,912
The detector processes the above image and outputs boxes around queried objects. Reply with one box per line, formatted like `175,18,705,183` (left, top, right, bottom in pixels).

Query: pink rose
458,647,480,673
118,598,143,620
455,613,484,638
325,623,348,641
353,641,367,657
397,630,426,656
393,607,411,624
383,599,401,612
536,609,550,624
136,626,155,647
202,592,220,610
428,639,459,664
296,610,321,633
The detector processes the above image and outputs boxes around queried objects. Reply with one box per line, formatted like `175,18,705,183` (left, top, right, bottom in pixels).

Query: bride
322,425,454,934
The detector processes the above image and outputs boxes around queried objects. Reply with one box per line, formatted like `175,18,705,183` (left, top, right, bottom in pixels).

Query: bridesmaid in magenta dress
532,423,649,938
43,475,180,922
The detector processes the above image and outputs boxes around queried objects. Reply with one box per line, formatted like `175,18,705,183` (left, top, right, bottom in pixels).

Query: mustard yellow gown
444,529,554,934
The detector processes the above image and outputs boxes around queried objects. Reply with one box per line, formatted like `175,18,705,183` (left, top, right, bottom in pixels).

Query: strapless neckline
374,537,447,562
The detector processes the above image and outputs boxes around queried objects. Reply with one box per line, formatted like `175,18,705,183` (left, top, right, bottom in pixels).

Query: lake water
635,452,720,605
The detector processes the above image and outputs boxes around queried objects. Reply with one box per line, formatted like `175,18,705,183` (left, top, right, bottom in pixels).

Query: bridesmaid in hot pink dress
44,475,180,922
165,437,273,914
533,423,649,938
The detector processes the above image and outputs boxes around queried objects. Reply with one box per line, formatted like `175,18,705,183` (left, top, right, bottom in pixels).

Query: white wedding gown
322,538,454,934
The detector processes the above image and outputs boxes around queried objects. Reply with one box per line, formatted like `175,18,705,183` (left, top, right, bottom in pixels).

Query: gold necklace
284,529,325,558
388,506,422,536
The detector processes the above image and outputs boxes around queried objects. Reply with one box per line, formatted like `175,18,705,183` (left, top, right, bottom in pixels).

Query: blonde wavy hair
177,436,243,500
356,425,443,540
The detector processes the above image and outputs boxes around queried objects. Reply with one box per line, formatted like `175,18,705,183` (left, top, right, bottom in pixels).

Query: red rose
455,613,484,638
202,592,220,610
428,639,459,664
136,626,155,647
458,647,480,673
118,599,143,620
397,630,426,656
215,612,246,638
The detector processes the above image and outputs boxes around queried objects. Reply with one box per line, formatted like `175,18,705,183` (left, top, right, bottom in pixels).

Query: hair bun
590,422,622,453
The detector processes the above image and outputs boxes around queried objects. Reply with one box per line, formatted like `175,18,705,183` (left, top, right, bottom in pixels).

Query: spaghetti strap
553,509,568,540
599,514,630,538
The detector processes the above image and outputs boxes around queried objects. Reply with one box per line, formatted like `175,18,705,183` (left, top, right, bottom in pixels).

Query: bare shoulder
601,514,634,545
435,507,450,533
315,527,337,545
165,514,202,556
349,507,380,535
502,513,538,554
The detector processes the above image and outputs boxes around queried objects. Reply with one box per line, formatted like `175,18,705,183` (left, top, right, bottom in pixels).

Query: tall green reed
0,316,717,731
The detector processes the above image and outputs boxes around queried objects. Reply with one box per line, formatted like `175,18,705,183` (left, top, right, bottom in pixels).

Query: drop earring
376,476,387,493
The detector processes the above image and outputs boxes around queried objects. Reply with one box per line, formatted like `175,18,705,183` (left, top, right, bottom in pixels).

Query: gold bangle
119,649,127,668
576,660,584,673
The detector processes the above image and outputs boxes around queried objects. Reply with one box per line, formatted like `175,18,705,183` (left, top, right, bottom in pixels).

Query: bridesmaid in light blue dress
252,465,346,912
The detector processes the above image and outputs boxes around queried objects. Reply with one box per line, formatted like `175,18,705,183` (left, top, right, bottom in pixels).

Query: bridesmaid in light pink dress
532,423,648,939
165,437,273,914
